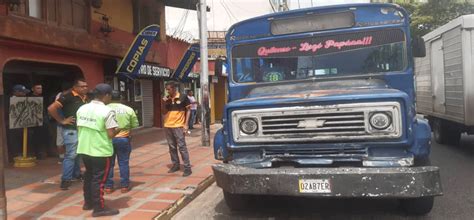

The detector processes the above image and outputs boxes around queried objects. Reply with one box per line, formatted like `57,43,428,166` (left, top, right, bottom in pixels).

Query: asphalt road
174,135,474,220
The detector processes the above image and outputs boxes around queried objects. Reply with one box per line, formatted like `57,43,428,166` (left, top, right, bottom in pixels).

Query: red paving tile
55,206,85,216
6,200,33,212
26,201,58,214
129,190,155,199
122,211,159,220
6,189,25,198
180,177,206,186
5,126,220,219
107,198,138,209
154,193,184,201
21,192,54,203
138,201,172,211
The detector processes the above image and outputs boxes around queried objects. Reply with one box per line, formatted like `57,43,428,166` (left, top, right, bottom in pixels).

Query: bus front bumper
212,164,443,198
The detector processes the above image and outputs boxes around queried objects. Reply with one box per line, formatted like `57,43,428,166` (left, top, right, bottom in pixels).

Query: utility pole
198,0,210,146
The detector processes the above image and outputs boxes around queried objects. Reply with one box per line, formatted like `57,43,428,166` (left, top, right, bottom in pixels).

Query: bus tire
400,196,434,215
433,118,461,145
223,191,250,211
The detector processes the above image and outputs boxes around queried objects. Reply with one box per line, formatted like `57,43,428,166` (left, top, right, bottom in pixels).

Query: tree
399,0,474,37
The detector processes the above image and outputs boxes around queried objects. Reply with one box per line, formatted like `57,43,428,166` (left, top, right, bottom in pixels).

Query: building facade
0,0,194,163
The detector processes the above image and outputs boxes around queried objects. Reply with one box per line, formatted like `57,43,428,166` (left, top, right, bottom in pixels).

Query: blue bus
212,3,442,215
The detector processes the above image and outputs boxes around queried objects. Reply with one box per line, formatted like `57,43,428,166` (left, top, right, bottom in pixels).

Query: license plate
298,179,331,193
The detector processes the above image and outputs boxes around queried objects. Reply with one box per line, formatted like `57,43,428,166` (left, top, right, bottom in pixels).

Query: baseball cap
94,83,113,95
12,84,30,94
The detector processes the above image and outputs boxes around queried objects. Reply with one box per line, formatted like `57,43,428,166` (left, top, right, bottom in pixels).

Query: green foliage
399,0,474,37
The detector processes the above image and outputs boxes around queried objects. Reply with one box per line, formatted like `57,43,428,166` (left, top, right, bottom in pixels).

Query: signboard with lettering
116,24,160,80
9,97,43,129
232,29,404,58
138,64,171,78
171,43,200,81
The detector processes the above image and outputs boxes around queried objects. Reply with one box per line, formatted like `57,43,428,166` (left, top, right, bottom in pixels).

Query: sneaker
60,180,71,190
92,207,119,217
120,187,130,193
183,168,192,177
83,203,93,211
168,165,180,173
104,188,114,194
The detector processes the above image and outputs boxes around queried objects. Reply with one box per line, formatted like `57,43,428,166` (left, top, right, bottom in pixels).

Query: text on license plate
298,179,331,193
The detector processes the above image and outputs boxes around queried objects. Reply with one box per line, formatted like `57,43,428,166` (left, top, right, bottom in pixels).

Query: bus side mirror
215,56,228,76
413,36,426,58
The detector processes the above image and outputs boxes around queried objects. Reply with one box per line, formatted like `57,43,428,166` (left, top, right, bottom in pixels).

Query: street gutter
153,175,216,220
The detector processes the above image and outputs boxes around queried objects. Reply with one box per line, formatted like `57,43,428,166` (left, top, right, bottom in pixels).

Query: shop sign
138,64,171,78
212,76,219,83
188,72,200,79
9,97,43,129
171,43,200,81
116,24,160,80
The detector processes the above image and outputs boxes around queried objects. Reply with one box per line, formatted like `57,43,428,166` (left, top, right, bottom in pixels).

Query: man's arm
105,110,120,139
130,111,139,129
183,96,191,132
184,106,191,131
48,102,74,125
161,96,169,115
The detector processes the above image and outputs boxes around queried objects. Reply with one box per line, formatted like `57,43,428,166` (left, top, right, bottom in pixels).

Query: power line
222,0,238,22
269,0,276,12
220,0,238,23
212,0,215,30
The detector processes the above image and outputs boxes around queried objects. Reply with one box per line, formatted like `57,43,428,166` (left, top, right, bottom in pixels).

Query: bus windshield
232,29,407,83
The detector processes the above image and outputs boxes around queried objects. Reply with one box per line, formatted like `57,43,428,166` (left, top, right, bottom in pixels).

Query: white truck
415,14,474,145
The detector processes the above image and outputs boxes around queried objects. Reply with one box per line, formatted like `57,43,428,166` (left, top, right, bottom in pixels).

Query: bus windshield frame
230,28,408,84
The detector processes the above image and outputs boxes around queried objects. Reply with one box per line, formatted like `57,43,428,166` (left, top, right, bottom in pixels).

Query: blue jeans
62,128,81,181
189,109,197,129
106,137,132,188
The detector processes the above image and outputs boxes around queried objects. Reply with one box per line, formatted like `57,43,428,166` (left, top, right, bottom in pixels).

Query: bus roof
226,3,409,43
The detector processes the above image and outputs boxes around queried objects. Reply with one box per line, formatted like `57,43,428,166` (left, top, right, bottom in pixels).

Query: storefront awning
164,0,211,11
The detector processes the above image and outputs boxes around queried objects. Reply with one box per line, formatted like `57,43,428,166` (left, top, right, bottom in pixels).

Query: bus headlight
239,118,258,135
369,112,392,130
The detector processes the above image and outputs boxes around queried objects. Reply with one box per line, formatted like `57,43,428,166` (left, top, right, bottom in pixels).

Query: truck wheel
223,191,250,211
400,196,434,215
432,118,461,145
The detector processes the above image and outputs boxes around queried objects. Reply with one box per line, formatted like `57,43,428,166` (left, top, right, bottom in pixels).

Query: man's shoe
92,207,119,217
120,187,130,193
83,203,93,211
60,180,71,190
167,165,180,173
104,188,114,194
183,169,192,177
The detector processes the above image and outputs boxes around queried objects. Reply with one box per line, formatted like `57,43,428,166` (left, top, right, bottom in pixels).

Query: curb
153,175,216,220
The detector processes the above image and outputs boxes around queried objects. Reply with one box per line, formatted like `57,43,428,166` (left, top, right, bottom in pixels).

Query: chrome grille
231,102,402,143
264,147,368,157
261,111,366,135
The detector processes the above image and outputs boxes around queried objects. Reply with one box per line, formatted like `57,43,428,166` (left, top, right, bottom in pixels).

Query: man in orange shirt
162,81,192,177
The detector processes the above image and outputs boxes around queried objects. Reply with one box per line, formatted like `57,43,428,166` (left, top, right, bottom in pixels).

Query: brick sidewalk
5,125,219,220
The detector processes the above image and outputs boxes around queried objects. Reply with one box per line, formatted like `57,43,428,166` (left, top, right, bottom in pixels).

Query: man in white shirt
187,90,198,131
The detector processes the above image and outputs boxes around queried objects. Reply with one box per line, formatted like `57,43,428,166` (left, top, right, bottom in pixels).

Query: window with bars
132,0,161,38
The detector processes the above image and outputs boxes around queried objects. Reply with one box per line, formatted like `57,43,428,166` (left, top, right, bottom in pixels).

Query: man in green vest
76,84,120,217
105,91,139,193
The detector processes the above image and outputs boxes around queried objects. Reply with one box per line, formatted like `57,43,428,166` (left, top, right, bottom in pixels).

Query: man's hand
162,96,169,102
61,116,75,125
183,126,189,135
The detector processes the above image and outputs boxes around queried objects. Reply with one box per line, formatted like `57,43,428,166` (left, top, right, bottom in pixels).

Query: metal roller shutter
141,80,154,128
